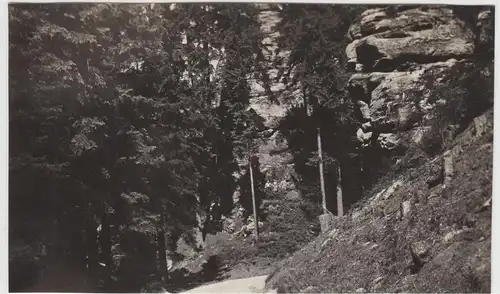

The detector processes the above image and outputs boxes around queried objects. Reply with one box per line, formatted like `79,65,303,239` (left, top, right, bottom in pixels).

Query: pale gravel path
181,275,276,294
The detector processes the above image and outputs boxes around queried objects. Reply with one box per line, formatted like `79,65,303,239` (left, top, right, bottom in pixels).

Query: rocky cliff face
239,5,299,201
250,5,298,193
241,4,494,226
217,5,303,236
346,6,493,154
346,6,475,71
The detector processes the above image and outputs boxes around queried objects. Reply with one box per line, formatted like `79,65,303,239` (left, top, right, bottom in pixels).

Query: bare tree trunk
317,128,327,214
249,157,259,240
203,40,211,87
99,211,112,290
157,212,168,283
85,204,98,274
336,160,344,217
302,84,309,117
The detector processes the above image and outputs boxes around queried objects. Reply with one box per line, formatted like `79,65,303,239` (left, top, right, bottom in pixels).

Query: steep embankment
266,108,493,293
266,5,493,293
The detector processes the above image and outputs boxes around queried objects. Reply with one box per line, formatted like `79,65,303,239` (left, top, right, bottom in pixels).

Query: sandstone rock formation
246,4,299,197
346,6,475,72
345,6,493,152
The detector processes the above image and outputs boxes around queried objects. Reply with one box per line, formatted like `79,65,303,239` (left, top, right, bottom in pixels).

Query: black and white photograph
8,2,495,293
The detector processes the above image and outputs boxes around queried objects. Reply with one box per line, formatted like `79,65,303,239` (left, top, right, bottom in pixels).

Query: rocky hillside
266,109,492,293
265,5,493,293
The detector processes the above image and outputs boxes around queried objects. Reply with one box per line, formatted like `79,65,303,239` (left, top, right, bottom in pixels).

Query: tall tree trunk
302,81,309,117
203,40,211,86
157,212,168,283
99,211,112,290
86,205,98,275
317,128,327,214
336,160,344,216
249,155,259,240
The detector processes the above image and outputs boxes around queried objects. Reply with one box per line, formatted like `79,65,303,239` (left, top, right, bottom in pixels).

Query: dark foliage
9,3,270,292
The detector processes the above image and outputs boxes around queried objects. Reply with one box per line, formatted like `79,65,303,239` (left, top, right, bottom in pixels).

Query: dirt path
181,275,276,293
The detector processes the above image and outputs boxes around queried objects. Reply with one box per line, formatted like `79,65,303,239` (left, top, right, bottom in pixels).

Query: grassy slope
266,109,493,293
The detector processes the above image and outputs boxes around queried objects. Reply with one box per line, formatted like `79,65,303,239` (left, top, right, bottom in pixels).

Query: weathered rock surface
245,5,299,196
349,59,467,126
346,6,475,72
346,6,493,152
475,8,494,53
349,58,474,148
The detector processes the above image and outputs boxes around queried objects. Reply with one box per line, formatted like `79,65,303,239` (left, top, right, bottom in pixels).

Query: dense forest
9,3,493,293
